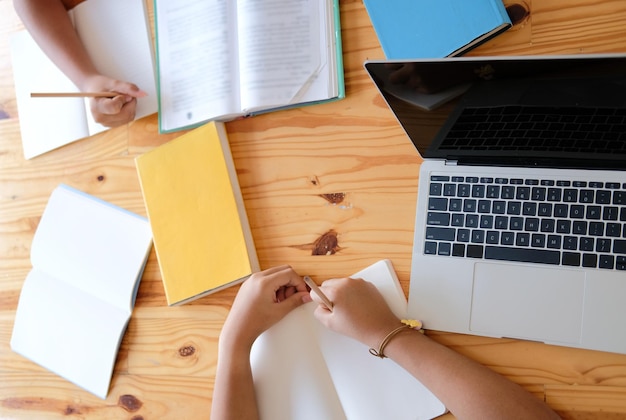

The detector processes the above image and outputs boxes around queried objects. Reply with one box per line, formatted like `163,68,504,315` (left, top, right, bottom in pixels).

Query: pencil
303,276,333,311
30,92,118,98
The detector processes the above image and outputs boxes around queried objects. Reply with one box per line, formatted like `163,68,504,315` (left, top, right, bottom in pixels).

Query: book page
154,0,241,132
11,268,130,399
315,260,446,420
29,185,153,312
250,304,346,420
10,31,90,159
71,0,158,134
237,0,327,111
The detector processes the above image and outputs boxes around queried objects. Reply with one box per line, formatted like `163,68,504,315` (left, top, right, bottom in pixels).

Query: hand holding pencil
32,74,148,128
309,276,403,350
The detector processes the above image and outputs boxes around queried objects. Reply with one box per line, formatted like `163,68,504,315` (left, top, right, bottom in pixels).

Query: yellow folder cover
136,122,259,305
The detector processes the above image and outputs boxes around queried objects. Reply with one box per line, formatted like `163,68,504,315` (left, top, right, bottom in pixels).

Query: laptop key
596,190,611,204
486,231,500,244
606,223,622,237
603,206,618,221
562,252,581,266
580,237,595,251
484,246,560,264
547,188,562,201
586,206,601,220
501,231,515,245
449,199,462,211
458,184,471,197
597,238,611,253
554,204,568,217
427,212,451,226
563,236,578,250
582,253,598,268
599,255,615,269
424,241,438,254
444,183,456,196
617,256,626,270
451,213,464,226
614,239,626,254
547,235,561,249
429,197,447,211
425,227,455,241
438,242,452,256
465,215,479,228
429,183,443,196
467,244,484,258
457,229,471,242
452,243,465,257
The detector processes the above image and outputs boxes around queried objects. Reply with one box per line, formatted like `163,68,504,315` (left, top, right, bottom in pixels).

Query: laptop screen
365,55,626,170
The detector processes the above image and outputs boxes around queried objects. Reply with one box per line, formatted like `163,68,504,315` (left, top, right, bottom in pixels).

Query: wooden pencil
30,92,118,98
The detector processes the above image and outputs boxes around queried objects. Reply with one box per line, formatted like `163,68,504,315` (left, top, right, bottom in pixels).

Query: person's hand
312,277,401,349
220,265,312,352
82,74,147,127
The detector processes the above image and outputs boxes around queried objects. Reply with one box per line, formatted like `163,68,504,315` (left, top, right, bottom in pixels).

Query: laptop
365,54,626,354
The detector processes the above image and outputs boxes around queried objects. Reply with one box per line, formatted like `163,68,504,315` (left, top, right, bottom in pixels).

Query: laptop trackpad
470,263,585,344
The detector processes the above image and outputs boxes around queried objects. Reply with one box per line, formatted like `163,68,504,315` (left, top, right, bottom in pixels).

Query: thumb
110,81,148,98
281,291,312,313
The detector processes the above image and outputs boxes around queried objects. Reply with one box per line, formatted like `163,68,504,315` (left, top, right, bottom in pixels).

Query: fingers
90,97,136,127
108,80,147,98
84,76,147,127
99,95,135,114
263,265,308,294
285,289,312,307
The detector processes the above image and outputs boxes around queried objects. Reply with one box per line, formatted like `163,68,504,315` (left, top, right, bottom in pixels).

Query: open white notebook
10,0,157,159
250,259,446,420
11,185,153,399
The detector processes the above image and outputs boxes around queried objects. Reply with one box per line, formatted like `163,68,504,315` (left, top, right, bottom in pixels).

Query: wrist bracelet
369,319,424,359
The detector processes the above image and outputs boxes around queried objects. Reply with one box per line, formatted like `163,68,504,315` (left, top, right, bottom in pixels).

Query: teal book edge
153,0,345,134
363,0,512,59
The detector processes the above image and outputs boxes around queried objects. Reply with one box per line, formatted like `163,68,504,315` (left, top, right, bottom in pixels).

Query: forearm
211,342,259,420
384,330,560,419
14,0,98,89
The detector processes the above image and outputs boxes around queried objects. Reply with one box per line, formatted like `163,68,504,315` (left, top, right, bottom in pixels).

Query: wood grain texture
2,0,626,418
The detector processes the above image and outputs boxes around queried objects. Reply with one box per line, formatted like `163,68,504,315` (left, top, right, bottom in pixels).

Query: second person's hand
312,277,402,350
83,74,147,127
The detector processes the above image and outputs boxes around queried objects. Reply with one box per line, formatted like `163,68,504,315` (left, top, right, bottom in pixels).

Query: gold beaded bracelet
369,319,424,359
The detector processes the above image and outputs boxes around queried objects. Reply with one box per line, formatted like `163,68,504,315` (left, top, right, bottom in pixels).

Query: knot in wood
179,345,196,357
118,394,143,412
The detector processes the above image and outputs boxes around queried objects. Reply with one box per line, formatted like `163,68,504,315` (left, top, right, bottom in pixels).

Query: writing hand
312,277,400,349
220,265,312,352
83,74,147,127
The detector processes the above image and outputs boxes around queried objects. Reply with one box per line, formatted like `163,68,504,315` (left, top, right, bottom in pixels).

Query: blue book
363,0,512,59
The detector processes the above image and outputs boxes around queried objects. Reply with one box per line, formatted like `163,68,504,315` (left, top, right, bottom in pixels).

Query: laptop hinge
444,160,459,166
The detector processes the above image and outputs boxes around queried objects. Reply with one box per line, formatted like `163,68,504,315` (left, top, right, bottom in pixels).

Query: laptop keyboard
425,175,626,270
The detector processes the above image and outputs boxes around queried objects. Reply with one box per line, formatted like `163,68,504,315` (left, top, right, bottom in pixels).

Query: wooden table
2,0,626,418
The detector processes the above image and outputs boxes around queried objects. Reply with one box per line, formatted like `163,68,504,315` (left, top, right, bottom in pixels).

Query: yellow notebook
135,122,259,305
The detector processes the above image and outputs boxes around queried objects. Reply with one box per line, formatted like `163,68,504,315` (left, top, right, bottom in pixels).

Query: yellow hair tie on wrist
401,319,424,331
369,319,424,359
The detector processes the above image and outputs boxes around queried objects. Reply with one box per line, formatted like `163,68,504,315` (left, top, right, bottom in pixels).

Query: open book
10,0,158,159
10,185,153,399
153,0,344,133
250,260,446,420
